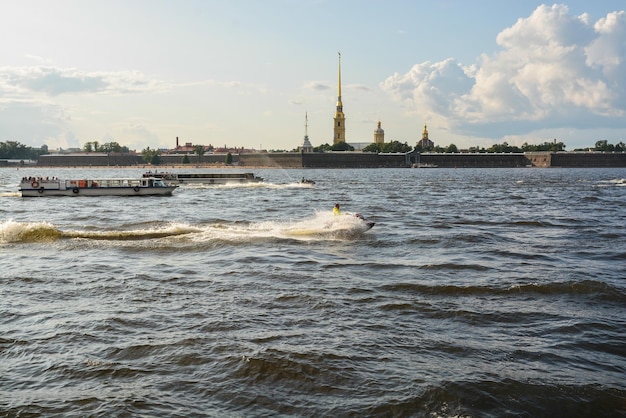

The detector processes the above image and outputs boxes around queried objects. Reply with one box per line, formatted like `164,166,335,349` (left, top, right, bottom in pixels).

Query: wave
0,219,199,243
380,279,626,302
64,223,201,241
0,220,62,242
356,380,626,417
0,212,373,244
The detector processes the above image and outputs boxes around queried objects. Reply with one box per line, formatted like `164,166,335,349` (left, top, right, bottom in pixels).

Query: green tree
330,142,354,151
193,145,205,164
225,152,233,165
594,140,614,152
445,143,459,153
487,142,522,153
381,141,411,153
362,143,381,153
181,154,190,164
101,141,128,153
0,141,40,159
141,147,161,165
313,143,332,152
520,141,566,152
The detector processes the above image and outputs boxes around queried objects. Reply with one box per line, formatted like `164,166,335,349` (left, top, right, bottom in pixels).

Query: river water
1,166,625,417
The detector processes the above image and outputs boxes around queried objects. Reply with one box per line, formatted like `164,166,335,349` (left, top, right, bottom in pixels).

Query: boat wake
596,178,626,187
0,212,374,245
180,181,313,190
64,223,202,241
0,220,200,243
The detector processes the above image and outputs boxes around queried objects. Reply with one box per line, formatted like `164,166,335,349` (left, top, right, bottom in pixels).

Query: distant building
333,52,346,144
301,113,313,152
374,121,385,144
416,124,434,150
168,136,196,154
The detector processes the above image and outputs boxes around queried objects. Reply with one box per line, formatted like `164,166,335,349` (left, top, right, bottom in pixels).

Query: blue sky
1,0,625,151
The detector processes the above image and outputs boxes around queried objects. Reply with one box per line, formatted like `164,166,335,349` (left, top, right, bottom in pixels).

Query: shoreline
6,164,284,170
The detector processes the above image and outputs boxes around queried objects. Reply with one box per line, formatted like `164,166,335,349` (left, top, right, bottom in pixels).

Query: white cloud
305,81,332,92
0,66,165,97
586,11,626,78
381,4,626,140
0,100,73,148
381,58,474,115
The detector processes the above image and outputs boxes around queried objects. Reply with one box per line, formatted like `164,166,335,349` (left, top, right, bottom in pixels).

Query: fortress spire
337,52,342,108
333,51,346,144
300,112,313,152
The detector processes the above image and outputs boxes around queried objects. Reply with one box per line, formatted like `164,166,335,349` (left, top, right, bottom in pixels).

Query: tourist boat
143,171,264,184
19,176,178,197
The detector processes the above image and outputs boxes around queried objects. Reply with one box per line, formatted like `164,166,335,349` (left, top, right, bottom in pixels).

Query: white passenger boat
143,171,263,184
19,176,178,197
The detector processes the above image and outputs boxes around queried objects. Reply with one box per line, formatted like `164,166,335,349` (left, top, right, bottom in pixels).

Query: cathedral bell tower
333,52,346,144
374,121,384,144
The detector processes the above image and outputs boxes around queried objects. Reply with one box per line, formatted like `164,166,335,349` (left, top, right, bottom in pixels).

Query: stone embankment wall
525,152,626,167
35,151,626,168
551,152,626,167
416,153,530,168
37,153,142,166
238,153,303,167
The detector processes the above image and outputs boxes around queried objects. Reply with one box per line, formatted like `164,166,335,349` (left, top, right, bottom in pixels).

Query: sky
1,0,625,152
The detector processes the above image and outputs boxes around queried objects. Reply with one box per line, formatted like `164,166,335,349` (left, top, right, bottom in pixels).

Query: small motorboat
355,213,375,230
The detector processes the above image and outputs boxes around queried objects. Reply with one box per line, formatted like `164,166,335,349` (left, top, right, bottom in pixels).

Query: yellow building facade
374,121,385,144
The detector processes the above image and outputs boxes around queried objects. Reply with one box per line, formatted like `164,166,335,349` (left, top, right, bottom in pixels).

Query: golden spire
336,51,342,109
333,51,346,144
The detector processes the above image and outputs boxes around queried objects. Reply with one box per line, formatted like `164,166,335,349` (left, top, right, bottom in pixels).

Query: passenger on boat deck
333,204,341,216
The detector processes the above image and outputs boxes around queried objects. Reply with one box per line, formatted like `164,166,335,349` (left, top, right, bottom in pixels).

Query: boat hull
19,177,177,197
20,187,177,197
144,172,263,184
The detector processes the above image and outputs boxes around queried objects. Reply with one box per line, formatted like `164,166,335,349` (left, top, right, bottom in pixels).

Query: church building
417,124,434,150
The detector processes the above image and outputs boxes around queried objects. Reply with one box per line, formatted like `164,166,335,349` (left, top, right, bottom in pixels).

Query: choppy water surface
1,166,625,417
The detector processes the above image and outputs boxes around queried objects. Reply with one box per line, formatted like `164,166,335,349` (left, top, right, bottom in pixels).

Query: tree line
2,139,625,161
83,141,130,153
0,141,48,160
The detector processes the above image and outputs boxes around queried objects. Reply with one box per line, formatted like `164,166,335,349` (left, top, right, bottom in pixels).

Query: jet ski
355,213,375,230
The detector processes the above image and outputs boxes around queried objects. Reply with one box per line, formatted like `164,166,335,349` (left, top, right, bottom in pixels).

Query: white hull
20,177,177,197
20,187,176,197
144,172,263,184
171,178,263,184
